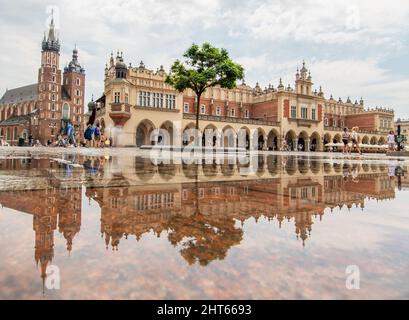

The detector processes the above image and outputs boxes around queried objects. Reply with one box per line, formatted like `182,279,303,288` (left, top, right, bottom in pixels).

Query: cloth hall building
91,52,394,151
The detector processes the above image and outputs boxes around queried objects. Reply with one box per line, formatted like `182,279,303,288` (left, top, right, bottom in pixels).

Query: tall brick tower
37,14,61,144
63,46,86,133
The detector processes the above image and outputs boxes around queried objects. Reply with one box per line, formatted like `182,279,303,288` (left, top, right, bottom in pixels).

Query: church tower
63,46,86,132
37,12,62,143
295,61,313,96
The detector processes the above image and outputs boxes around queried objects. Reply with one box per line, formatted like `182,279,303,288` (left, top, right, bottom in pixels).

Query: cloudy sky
0,0,408,118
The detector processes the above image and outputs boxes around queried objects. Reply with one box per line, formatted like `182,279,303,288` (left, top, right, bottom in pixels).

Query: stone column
293,139,298,151
305,138,310,152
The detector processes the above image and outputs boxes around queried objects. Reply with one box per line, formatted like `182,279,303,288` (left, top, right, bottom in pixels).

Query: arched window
244,109,249,118
62,103,70,120
200,105,205,114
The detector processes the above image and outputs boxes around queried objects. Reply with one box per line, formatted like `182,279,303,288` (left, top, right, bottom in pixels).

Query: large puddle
0,148,408,299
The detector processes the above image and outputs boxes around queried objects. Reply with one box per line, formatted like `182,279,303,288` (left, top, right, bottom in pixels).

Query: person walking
67,121,76,147
387,130,396,151
342,127,350,154
351,127,362,155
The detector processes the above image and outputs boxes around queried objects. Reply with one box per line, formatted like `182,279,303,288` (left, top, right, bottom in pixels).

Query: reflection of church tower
33,211,57,293
58,210,81,253
294,211,314,247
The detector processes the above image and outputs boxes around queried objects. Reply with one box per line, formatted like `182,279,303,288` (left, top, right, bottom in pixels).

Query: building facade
91,53,394,150
0,17,85,146
395,119,409,140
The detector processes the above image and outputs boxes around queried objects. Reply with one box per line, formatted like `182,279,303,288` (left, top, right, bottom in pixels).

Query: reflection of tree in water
167,214,243,266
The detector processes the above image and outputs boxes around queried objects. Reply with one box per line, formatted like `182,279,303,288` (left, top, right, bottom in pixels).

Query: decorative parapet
324,126,384,135
183,113,280,127
134,105,180,113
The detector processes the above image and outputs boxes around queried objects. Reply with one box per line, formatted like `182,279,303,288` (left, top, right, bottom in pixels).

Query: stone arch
324,133,332,146
222,125,236,149
182,122,196,146
361,136,369,144
378,136,386,145
238,126,250,150
370,136,378,145
297,131,309,151
254,127,266,150
333,134,342,143
136,119,156,147
159,120,175,146
203,124,218,148
310,132,321,152
285,130,297,151
267,129,279,151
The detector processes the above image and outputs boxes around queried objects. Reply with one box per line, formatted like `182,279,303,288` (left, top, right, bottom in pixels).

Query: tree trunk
196,94,201,130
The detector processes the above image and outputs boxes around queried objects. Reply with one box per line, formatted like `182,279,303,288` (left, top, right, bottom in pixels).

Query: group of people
40,117,112,148
341,126,363,155
83,121,111,148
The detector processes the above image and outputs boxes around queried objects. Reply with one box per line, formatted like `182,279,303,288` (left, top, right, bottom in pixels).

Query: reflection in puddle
0,153,408,299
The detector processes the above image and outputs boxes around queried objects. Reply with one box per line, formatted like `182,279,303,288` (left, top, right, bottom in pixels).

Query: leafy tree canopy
165,43,244,96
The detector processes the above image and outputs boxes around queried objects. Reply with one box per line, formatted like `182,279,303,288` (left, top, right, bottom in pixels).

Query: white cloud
0,0,408,118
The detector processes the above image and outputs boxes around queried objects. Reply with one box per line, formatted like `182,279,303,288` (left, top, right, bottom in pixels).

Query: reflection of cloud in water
0,153,408,299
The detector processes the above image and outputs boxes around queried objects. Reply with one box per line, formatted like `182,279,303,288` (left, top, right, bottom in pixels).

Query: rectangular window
184,103,189,113
291,106,297,118
114,92,120,103
301,107,308,119
333,119,337,127
125,93,129,104
324,118,328,126
231,109,235,117
160,94,163,108
200,105,206,114
312,109,316,120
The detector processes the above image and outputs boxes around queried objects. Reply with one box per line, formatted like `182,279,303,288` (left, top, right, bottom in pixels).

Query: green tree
165,43,244,130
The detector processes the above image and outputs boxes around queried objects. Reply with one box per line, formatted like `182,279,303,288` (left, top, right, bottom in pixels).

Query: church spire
42,9,60,52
